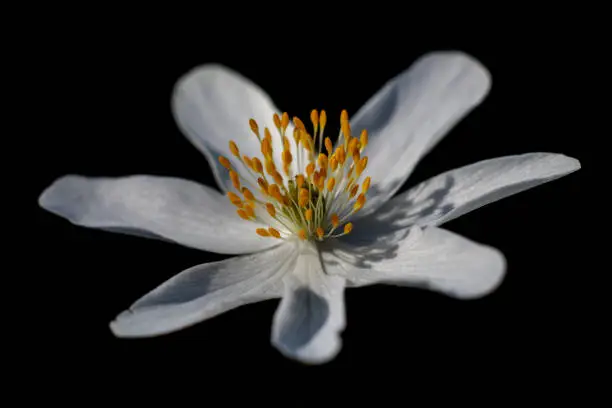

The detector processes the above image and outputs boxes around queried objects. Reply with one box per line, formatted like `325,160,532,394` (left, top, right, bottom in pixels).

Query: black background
32,17,587,398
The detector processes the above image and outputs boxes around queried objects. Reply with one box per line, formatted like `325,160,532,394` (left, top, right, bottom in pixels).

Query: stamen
268,227,281,238
219,156,231,170
222,110,372,243
242,187,255,202
227,192,242,206
229,141,240,157
256,228,270,237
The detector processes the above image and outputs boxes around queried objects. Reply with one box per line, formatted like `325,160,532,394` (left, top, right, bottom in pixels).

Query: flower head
38,51,580,364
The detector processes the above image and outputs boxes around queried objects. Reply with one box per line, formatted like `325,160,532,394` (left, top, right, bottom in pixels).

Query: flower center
218,109,370,242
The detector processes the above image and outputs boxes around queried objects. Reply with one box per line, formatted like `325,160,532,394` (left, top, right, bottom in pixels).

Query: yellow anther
249,119,259,136
282,150,293,166
268,184,282,200
318,167,327,180
350,184,359,198
325,137,333,155
331,213,339,227
348,138,359,156
305,208,313,221
327,177,336,192
268,227,281,238
268,184,279,196
273,113,281,130
272,170,284,186
299,196,309,207
360,129,368,148
229,141,240,157
261,138,272,158
330,157,338,171
256,228,270,237
293,116,306,131
227,192,242,206
273,191,284,203
252,157,263,174
316,227,324,240
264,127,272,144
296,174,305,188
266,203,276,217
265,158,276,175
362,176,371,192
244,205,255,218
347,166,354,179
281,112,289,130
244,201,255,210
311,109,319,128
318,153,328,169
242,187,255,202
341,121,352,140
340,109,349,123
237,209,250,220
320,110,327,129
257,177,268,192
354,193,366,211
293,128,301,144
218,156,231,170
353,149,361,163
344,223,353,234
356,157,368,176
243,155,253,170
282,135,291,151
335,147,346,165
306,163,315,177
298,229,307,240
230,170,240,190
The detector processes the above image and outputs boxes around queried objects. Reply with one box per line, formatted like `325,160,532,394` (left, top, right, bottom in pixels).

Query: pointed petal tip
38,175,81,217
559,154,581,171
538,152,581,174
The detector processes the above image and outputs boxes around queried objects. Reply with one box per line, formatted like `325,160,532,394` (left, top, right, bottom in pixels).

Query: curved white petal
38,174,280,255
362,153,580,229
171,64,295,193
110,241,298,337
322,226,505,299
350,51,492,216
271,241,346,364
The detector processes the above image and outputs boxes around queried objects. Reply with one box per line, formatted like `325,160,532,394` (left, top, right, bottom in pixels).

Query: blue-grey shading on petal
38,174,280,255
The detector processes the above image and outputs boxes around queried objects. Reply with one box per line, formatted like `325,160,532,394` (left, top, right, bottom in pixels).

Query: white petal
363,153,580,229
171,64,295,193
38,174,280,255
271,241,346,364
350,51,491,216
322,226,505,299
110,241,298,337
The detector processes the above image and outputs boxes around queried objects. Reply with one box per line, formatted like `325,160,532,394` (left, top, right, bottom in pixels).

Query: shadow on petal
274,287,329,350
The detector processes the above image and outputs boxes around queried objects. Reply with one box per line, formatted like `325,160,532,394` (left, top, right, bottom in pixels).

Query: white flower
38,51,580,365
